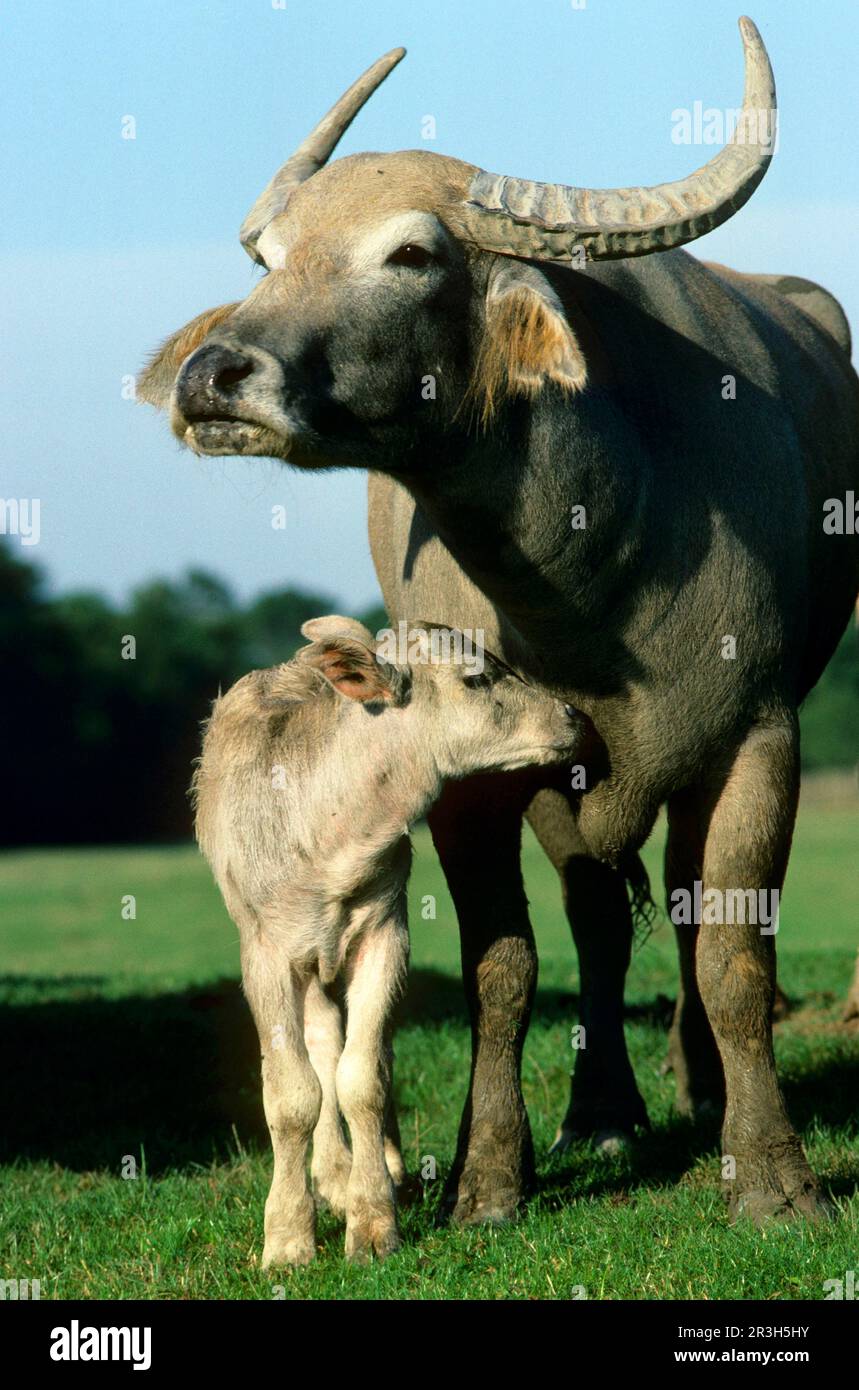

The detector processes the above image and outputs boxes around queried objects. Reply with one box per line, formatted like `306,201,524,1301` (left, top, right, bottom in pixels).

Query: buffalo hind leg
662,789,725,1117
526,787,649,1151
429,773,537,1226
695,720,828,1222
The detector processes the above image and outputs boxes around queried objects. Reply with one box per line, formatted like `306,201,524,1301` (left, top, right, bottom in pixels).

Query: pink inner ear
321,656,391,703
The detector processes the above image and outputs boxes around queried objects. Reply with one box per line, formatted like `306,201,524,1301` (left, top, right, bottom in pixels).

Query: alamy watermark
375,621,486,676
0,498,40,546
670,881,779,934
671,103,778,154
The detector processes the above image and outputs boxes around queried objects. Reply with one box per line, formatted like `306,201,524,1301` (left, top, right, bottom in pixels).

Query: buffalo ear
473,263,587,421
137,302,241,409
298,637,406,705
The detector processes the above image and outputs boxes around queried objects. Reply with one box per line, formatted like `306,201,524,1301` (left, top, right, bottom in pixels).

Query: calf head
298,616,584,784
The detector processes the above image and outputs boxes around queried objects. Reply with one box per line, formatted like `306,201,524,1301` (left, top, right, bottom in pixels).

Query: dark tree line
0,544,385,845
1,542,856,846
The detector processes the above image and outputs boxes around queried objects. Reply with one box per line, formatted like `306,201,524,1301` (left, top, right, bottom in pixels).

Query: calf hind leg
241,940,322,1267
305,976,407,1216
305,976,352,1216
337,914,409,1262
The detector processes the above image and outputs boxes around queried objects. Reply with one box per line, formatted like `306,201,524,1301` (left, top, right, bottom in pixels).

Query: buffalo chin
183,420,290,458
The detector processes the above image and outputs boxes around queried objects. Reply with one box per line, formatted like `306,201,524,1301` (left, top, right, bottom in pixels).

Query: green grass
1,798,857,1300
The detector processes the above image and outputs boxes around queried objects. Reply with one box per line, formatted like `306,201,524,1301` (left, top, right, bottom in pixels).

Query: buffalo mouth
181,418,290,458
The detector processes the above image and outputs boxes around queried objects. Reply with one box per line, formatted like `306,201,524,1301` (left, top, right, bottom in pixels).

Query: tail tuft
622,850,658,945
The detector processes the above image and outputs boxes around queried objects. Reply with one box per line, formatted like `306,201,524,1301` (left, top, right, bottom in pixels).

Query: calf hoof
262,1233,316,1268
344,1215,400,1264
312,1155,352,1217
344,1196,400,1263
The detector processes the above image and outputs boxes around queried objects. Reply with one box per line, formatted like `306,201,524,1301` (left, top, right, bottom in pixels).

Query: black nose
176,344,255,420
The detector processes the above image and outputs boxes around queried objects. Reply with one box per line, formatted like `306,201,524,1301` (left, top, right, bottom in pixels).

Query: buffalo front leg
241,942,322,1267
429,775,537,1226
695,722,828,1222
527,786,649,1151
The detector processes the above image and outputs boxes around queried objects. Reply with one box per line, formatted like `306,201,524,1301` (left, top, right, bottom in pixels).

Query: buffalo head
140,19,776,473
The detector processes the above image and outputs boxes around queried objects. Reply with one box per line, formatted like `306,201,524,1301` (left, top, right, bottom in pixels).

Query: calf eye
387,243,434,269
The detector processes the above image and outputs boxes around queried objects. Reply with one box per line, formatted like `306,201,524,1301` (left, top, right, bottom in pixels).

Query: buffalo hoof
728,1187,835,1226
450,1196,518,1227
549,1093,649,1154
443,1169,522,1227
549,1124,633,1157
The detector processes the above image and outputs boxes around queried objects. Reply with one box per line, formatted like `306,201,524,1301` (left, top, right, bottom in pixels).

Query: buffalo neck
405,387,653,692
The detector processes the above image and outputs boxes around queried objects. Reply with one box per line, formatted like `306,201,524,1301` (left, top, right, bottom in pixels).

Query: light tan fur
193,616,582,1265
470,274,588,425
138,302,240,408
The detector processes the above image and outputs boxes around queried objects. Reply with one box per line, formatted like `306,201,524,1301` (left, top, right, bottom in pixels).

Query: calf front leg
337,912,408,1262
242,941,322,1267
695,721,828,1223
429,774,537,1226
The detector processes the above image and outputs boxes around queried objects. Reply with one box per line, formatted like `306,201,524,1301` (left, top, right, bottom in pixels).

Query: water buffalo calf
192,615,583,1264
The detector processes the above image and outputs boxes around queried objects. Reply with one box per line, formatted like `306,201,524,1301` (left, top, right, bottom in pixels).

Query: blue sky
3,0,857,609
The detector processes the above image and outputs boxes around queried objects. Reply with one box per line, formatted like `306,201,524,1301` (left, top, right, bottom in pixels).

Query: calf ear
300,614,377,645
138,302,241,409
298,637,405,704
473,263,587,421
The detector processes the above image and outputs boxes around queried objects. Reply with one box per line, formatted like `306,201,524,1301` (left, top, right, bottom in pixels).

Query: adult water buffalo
141,18,859,1226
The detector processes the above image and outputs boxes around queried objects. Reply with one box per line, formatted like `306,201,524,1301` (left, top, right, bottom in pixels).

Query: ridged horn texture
457,16,776,263
240,46,406,262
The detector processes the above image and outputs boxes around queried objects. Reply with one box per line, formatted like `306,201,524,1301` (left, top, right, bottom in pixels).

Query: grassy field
1,790,857,1300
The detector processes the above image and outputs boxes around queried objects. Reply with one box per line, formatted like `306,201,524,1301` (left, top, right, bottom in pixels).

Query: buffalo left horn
456,16,776,263
240,46,406,264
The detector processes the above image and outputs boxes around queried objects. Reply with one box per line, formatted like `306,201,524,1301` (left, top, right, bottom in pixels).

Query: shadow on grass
0,970,856,1187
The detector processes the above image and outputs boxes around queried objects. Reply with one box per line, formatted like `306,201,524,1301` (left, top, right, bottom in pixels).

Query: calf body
193,616,582,1264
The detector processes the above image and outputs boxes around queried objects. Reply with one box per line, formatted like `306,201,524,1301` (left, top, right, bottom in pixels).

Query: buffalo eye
387,243,434,269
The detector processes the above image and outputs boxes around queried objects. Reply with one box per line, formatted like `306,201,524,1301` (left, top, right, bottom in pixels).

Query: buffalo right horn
240,46,406,264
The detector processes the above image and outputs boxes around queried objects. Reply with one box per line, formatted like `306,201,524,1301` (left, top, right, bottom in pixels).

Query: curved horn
240,46,406,263
458,17,776,263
